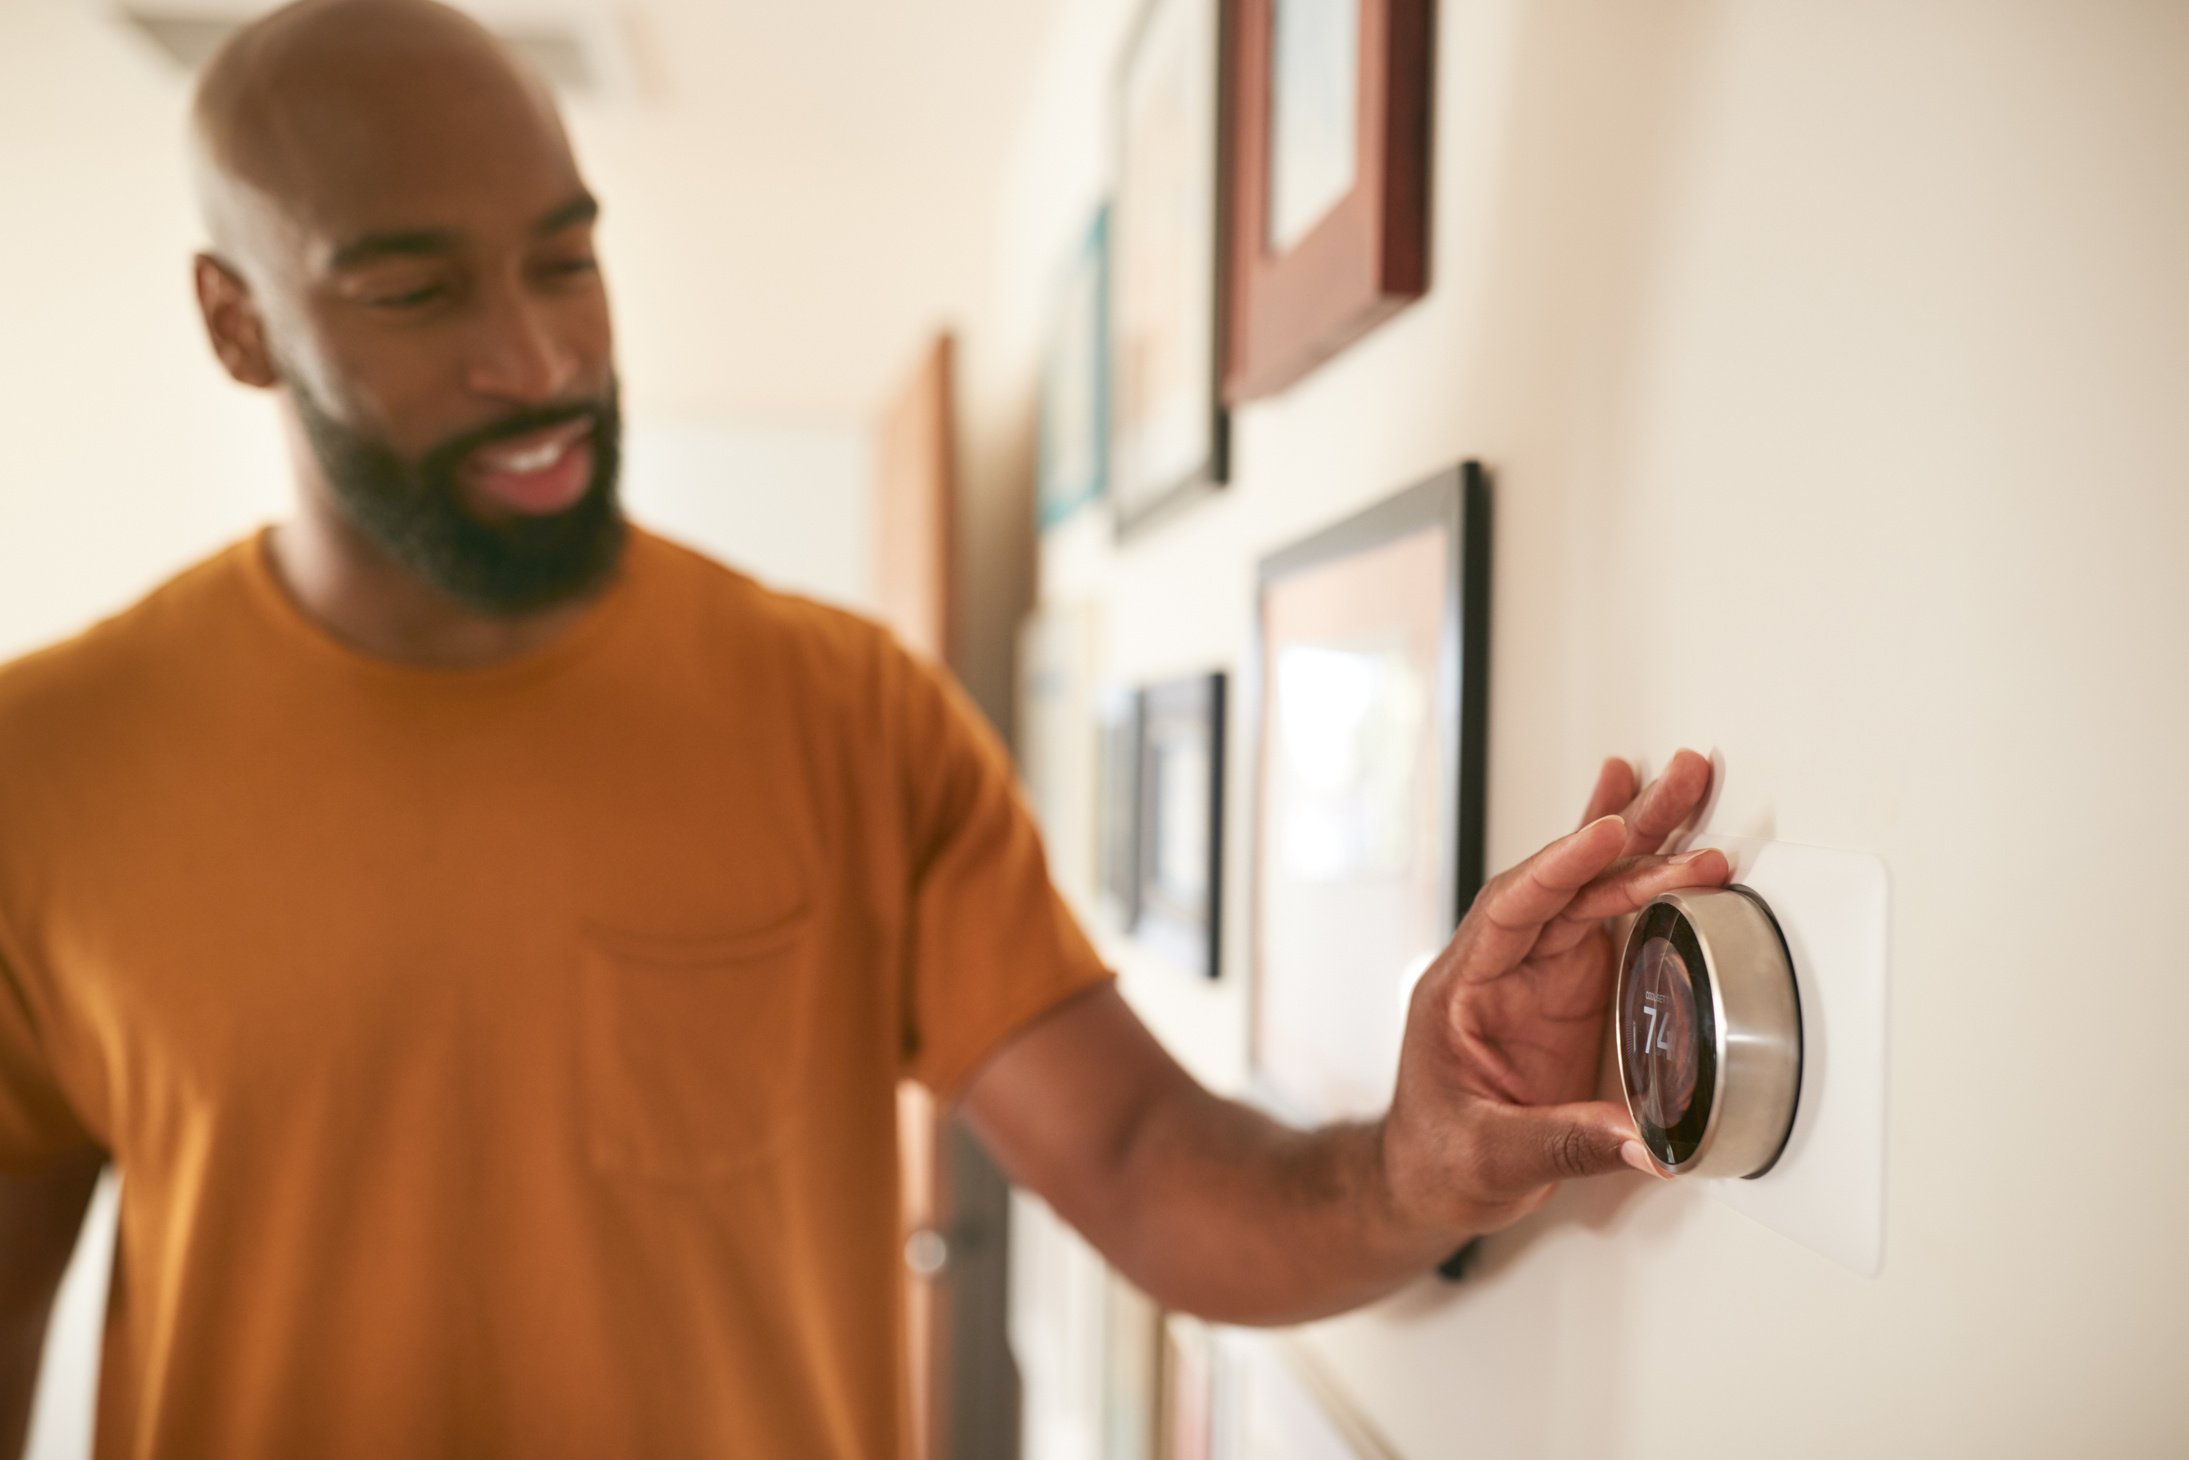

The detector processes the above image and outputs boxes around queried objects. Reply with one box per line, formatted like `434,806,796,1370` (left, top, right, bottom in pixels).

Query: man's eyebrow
325,196,598,271
533,193,599,237
328,228,460,271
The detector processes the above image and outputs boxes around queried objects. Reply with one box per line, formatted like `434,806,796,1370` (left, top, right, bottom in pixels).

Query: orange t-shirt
0,526,1111,1458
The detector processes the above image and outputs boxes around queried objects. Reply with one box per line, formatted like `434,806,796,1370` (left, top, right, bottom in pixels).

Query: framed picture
1224,0,1433,401
1248,464,1489,1123
1112,0,1231,536
1159,1315,1216,1460
1011,1195,1115,1459
1038,206,1112,532
1136,671,1226,980
1214,1332,1399,1460
1016,601,1104,905
1097,686,1145,932
1103,1273,1165,1460
1013,1200,1115,1460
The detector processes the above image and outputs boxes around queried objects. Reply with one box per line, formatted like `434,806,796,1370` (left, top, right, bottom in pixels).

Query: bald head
192,0,575,269
185,0,622,619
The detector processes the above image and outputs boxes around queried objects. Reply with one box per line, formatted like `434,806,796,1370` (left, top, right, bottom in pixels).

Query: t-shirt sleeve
888,641,1115,1100
0,946,100,1170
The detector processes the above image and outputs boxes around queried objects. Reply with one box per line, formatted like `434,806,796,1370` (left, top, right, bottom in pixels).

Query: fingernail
1620,1141,1659,1176
1587,814,1627,836
1674,848,1720,866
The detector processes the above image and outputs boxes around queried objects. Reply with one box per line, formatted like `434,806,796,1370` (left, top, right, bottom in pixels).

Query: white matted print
1267,0,1360,253
1104,1274,1163,1460
1016,601,1105,907
1255,526,1447,1119
1160,1315,1216,1460
1113,0,1228,532
1250,468,1489,1124
1038,207,1111,532
1136,671,1225,980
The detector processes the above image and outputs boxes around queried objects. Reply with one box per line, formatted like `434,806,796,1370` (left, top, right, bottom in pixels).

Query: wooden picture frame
1136,671,1227,980
1224,0,1433,402
1246,464,1489,1123
1112,0,1232,537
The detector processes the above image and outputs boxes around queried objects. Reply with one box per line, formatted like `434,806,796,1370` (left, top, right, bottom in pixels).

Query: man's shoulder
632,526,911,686
0,540,249,741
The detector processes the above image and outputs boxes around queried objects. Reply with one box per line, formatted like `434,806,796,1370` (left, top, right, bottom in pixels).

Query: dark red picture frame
1224,0,1433,402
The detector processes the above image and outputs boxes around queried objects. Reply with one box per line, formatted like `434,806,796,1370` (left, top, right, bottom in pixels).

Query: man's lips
459,419,597,516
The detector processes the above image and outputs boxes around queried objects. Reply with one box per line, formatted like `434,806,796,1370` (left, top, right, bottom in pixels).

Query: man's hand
1379,750,1728,1240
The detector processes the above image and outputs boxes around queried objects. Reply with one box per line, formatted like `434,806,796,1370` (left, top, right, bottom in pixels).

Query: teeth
482,438,568,475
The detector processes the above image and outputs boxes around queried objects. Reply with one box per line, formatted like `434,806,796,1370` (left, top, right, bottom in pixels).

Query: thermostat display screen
1620,901,1720,1164
1624,936,1701,1129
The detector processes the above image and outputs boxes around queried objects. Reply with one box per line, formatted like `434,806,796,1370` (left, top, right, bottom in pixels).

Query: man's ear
193,252,278,389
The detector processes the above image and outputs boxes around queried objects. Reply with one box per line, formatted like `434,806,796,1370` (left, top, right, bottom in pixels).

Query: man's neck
263,510,599,671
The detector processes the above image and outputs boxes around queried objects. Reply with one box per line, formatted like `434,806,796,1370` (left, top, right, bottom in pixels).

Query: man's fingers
1463,815,1628,971
1577,757,1636,831
1564,847,1732,923
1467,1099,1644,1192
1526,847,1732,958
1618,748,1714,856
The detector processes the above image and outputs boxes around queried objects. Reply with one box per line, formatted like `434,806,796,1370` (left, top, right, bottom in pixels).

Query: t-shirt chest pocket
577,906,817,1182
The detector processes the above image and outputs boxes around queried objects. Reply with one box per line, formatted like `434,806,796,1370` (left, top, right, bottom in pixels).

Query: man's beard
288,378,627,617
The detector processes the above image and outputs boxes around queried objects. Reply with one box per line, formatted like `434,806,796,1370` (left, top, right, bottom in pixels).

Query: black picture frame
1135,671,1227,980
1245,462,1492,1119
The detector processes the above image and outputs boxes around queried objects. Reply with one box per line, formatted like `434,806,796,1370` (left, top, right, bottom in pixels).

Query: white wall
963,1,2189,1455
623,419,874,612
0,2,290,666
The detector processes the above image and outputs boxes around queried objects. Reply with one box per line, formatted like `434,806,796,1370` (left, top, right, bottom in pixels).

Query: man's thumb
1472,1099,1648,1190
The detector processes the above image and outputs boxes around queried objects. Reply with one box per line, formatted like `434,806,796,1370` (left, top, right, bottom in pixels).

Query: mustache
420,399,618,476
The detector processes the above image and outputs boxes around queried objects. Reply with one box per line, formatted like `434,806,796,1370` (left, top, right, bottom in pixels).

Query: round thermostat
1615,886,1802,1179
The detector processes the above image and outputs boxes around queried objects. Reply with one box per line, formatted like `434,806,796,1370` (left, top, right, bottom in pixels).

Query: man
0,1,1728,1454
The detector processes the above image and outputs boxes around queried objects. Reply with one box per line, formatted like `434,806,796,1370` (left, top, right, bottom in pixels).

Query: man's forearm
1077,1084,1461,1326
959,987,1469,1325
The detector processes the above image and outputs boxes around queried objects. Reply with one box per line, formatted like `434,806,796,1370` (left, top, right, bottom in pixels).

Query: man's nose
462,285,580,403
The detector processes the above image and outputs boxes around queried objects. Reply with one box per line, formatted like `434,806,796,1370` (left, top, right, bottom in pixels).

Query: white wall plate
1682,833,1890,1276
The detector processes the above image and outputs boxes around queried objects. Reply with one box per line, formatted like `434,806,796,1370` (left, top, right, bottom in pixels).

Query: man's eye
543,256,598,279
367,283,449,310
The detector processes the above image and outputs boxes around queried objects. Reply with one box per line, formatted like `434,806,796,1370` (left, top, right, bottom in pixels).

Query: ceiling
77,0,1066,427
